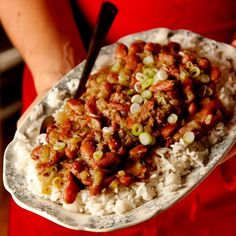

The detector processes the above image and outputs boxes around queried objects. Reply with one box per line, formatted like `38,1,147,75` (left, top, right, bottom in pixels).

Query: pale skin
0,0,235,161
0,0,86,95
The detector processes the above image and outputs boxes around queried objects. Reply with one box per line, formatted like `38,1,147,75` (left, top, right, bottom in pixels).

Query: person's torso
76,0,236,43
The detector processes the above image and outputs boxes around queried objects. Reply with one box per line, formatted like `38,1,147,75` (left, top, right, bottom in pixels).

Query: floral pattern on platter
3,28,236,232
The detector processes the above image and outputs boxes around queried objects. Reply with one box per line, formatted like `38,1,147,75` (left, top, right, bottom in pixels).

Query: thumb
232,39,236,47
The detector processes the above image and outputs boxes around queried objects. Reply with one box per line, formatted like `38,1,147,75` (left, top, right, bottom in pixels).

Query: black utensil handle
74,1,118,98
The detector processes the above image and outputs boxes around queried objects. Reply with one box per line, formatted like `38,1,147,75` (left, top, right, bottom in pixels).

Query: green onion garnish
131,94,143,104
143,55,154,65
180,68,189,81
206,87,213,96
198,74,210,83
143,68,156,78
141,90,153,99
93,150,104,161
157,69,168,81
135,72,146,82
130,103,141,113
127,89,135,96
167,113,178,124
111,62,121,72
141,78,153,90
186,61,193,69
131,123,143,136
118,72,130,86
139,132,153,145
134,82,142,92
54,141,66,151
190,66,200,78
183,131,195,144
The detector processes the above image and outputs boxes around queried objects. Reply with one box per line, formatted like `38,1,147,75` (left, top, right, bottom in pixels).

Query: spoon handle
74,1,118,98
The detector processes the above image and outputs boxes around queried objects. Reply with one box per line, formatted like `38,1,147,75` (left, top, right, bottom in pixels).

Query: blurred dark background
0,23,24,236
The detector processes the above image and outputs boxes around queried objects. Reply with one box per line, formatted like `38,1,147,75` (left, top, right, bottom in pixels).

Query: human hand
17,70,63,127
0,0,86,126
232,39,236,47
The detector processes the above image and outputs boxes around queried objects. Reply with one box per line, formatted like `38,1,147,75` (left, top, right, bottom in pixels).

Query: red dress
9,0,236,235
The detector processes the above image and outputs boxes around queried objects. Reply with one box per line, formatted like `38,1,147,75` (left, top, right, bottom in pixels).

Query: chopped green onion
190,66,201,78
183,131,195,144
206,87,213,96
80,170,90,181
127,89,135,96
93,150,104,161
186,61,193,69
143,55,154,65
130,103,141,113
157,69,168,81
198,74,210,83
54,141,66,151
52,177,63,189
139,132,153,145
131,123,143,136
167,113,178,124
143,68,156,78
134,82,142,92
109,179,119,190
178,51,185,57
135,72,146,82
151,136,156,146
131,94,143,104
141,78,153,90
117,170,126,177
111,62,121,72
118,72,130,86
141,90,153,99
204,114,213,125
180,68,189,81
93,170,103,185
102,126,113,134
153,74,160,84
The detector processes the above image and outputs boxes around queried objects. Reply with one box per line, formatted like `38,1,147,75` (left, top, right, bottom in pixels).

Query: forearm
0,0,86,94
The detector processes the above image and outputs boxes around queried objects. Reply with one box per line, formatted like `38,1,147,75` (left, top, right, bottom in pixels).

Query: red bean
167,42,181,54
67,98,85,114
31,146,43,160
85,96,101,116
80,140,95,158
63,173,80,204
150,80,175,92
118,175,134,186
129,144,147,161
144,42,161,54
198,57,210,71
96,152,120,169
125,53,140,71
161,123,178,138
115,43,128,59
65,147,78,159
129,40,145,54
188,103,197,116
197,99,220,119
210,66,221,82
